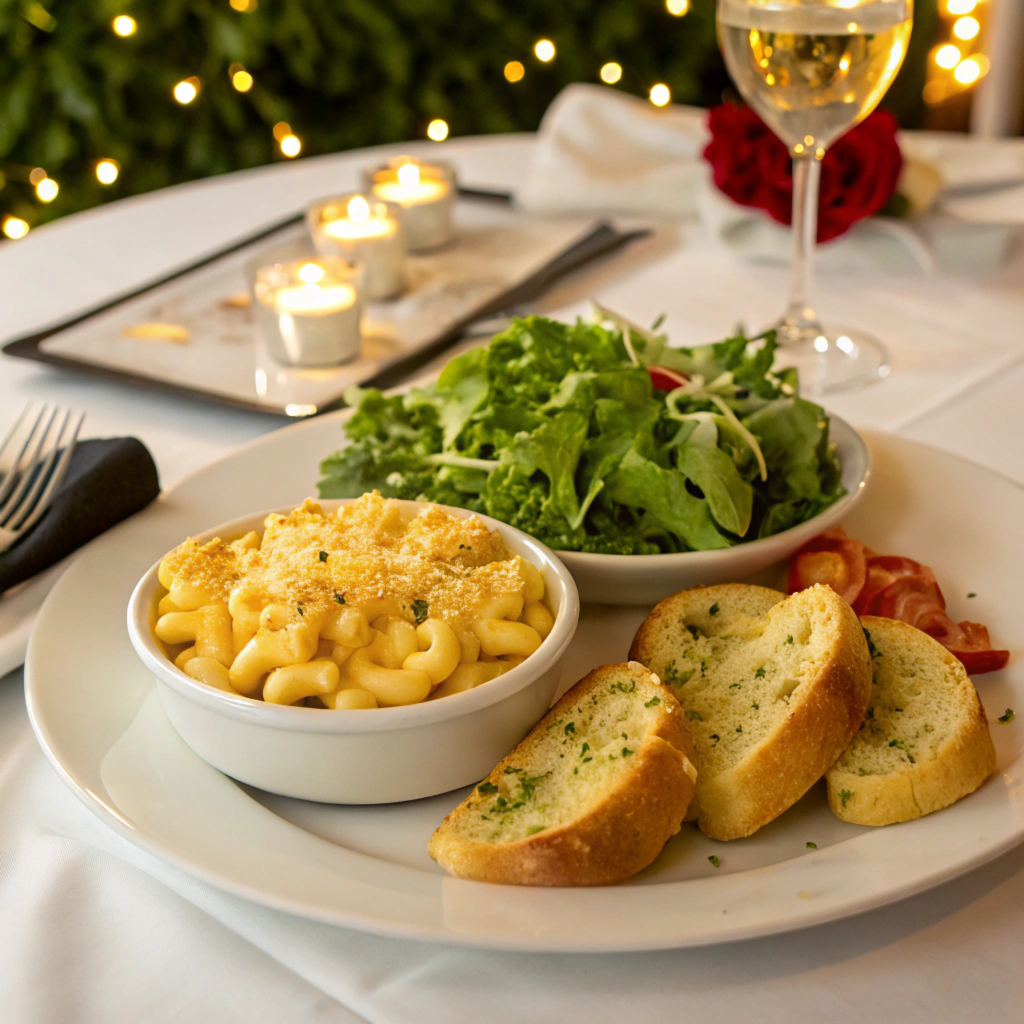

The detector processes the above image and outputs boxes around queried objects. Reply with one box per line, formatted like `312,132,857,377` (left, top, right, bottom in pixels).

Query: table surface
1,134,1022,1024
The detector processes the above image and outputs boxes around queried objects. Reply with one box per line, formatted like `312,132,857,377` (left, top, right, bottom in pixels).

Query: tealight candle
253,258,364,367
307,194,407,300
363,156,456,251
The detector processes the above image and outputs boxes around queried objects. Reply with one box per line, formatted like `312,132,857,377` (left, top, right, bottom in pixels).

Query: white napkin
518,84,1021,275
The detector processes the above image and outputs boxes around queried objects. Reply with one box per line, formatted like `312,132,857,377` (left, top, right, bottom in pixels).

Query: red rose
703,104,903,242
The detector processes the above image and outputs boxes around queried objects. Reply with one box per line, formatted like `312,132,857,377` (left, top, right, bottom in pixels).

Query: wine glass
716,0,914,393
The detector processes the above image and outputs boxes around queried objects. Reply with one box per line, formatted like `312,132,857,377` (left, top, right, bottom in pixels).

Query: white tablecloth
1,135,1022,1023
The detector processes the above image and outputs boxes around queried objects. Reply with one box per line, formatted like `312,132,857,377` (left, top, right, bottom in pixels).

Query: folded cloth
518,83,1020,275
0,437,160,595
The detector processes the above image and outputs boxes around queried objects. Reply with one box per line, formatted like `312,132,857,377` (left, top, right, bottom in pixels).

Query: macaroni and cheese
154,492,554,709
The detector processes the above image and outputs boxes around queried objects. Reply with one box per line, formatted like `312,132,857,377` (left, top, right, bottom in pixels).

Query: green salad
318,313,844,555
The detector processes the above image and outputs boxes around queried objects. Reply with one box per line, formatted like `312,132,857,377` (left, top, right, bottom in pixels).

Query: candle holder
362,156,456,251
307,194,407,300
253,257,364,368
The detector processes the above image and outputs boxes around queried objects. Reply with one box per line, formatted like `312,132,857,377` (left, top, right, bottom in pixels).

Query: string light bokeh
923,0,991,110
0,2,980,241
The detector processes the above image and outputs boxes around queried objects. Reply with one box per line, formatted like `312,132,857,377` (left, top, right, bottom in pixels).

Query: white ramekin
127,499,580,804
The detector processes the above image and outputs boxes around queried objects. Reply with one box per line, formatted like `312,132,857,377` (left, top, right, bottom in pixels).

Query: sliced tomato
852,563,896,615
648,366,689,391
788,528,867,605
854,555,942,615
953,647,1010,675
864,575,945,628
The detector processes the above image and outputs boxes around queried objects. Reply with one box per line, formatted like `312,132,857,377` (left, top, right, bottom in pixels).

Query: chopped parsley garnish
751,702,759,710
318,550,328,562
610,680,637,694
736,725,743,733
754,667,766,678
663,662,694,688
806,841,817,849
477,781,498,795
622,747,634,757
527,826,546,835
334,592,345,605
709,603,720,616
504,766,523,774
296,604,304,616
839,789,853,808
564,722,575,735
686,709,703,722
644,696,661,708
709,733,720,745
580,743,590,757
729,682,741,689
863,628,882,659
998,708,1015,724
411,599,429,624
858,768,868,776
686,624,701,640
889,738,915,763
708,855,721,868
967,592,976,598
786,635,794,645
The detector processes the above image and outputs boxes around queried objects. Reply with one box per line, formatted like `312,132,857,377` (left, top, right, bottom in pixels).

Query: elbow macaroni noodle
153,493,553,710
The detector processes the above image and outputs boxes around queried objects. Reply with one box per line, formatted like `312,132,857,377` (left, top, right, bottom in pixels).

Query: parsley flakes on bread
629,583,872,841
428,662,697,886
826,616,996,825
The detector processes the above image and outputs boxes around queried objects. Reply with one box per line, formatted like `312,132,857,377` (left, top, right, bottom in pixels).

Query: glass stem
779,153,824,345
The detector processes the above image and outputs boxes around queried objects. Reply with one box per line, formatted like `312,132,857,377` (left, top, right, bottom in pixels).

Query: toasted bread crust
428,663,697,886
826,617,997,826
630,583,872,841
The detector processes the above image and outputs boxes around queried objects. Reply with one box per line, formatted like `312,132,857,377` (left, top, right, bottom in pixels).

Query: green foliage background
1,0,937,230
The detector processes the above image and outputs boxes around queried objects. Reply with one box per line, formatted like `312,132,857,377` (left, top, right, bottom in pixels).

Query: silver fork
0,403,86,556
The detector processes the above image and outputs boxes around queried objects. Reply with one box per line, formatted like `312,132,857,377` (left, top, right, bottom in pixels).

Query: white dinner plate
24,414,1023,952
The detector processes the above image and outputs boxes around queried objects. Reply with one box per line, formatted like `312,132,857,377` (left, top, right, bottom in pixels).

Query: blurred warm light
935,44,961,69
666,0,689,14
280,134,301,157
649,83,671,107
398,163,421,189
96,159,120,184
230,0,257,10
954,56,984,84
173,77,199,104
952,16,980,40
504,60,525,82
534,39,555,62
272,121,291,142
954,54,987,84
347,196,370,223
298,262,324,283
945,0,976,14
427,118,449,141
35,177,58,202
2,216,29,240
232,69,254,92
600,62,622,84
112,15,136,36
29,167,47,186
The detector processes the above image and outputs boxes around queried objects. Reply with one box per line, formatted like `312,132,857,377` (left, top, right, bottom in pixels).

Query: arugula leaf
675,443,753,537
607,449,731,551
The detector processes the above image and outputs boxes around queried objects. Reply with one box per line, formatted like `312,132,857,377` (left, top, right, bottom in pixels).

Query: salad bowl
558,414,870,605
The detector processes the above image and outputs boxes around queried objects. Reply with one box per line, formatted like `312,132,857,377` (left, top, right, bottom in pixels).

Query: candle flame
298,262,325,284
347,195,370,224
397,162,420,189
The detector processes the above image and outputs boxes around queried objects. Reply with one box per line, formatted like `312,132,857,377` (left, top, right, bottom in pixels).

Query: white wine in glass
717,0,914,393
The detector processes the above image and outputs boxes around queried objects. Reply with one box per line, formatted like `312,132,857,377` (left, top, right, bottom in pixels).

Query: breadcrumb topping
160,492,527,625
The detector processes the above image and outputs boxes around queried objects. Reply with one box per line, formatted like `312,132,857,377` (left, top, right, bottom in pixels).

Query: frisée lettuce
318,313,844,554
